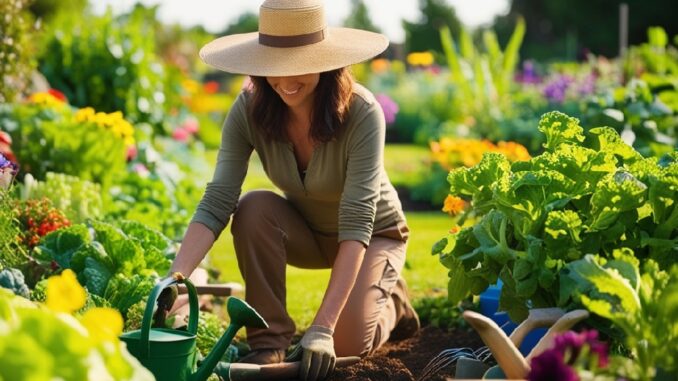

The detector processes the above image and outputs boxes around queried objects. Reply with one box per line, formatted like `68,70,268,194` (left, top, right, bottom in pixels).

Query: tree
221,12,259,35
493,0,678,60
29,0,88,24
343,0,381,33
402,0,462,55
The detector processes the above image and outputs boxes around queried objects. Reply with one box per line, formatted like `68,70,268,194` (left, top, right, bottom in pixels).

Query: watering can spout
192,297,268,381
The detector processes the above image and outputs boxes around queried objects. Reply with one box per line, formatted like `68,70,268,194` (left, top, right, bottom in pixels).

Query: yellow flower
182,79,201,95
46,269,87,313
75,107,96,123
28,92,66,108
80,307,124,342
442,195,465,216
406,52,435,66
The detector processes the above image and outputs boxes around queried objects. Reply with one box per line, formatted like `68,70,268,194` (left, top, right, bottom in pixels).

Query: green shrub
0,0,36,103
0,95,131,190
38,5,180,136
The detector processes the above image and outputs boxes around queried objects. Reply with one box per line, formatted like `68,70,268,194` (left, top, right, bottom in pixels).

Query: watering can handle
139,272,199,358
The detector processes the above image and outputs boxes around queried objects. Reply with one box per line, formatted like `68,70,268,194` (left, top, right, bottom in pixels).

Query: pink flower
375,93,399,125
126,145,138,161
181,117,199,134
172,127,190,142
132,163,150,177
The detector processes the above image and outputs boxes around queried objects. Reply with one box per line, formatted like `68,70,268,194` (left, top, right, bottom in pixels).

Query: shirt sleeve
190,92,253,238
338,99,385,246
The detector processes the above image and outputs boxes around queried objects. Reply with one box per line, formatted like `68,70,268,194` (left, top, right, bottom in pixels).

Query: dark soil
326,326,484,381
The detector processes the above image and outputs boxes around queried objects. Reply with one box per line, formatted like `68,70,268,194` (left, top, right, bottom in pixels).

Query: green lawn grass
204,145,449,330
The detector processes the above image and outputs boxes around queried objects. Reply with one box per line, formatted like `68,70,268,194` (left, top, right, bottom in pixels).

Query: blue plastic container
478,280,547,356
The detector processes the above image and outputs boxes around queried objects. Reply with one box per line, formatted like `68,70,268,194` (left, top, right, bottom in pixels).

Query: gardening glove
152,283,178,327
288,325,336,381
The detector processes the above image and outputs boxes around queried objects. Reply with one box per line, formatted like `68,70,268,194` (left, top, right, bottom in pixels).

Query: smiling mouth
281,87,300,95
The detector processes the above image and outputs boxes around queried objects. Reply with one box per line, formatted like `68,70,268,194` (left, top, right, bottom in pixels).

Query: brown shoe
238,348,285,365
389,278,421,341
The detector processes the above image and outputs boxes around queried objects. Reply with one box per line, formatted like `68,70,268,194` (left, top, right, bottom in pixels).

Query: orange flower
442,195,465,216
449,225,461,234
370,58,390,73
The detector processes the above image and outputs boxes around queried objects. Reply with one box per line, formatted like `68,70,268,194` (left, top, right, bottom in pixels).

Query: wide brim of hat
199,27,389,77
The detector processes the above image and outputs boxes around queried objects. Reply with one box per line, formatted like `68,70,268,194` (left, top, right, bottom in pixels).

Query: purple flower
528,348,580,381
554,330,608,367
375,93,399,125
0,153,17,174
577,73,597,97
516,60,541,84
543,74,574,103
528,330,609,380
0,153,18,190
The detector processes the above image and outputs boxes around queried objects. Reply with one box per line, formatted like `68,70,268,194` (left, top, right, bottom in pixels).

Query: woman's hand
288,325,336,381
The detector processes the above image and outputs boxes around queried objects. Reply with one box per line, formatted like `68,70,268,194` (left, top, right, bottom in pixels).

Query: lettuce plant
565,254,678,379
433,111,678,321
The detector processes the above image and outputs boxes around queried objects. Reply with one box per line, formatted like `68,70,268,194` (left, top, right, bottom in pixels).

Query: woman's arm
169,222,217,277
312,240,366,329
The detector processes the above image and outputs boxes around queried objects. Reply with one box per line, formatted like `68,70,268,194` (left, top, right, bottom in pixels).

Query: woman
168,1,419,380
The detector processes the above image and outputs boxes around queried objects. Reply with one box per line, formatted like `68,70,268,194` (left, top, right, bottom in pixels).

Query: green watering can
120,273,268,381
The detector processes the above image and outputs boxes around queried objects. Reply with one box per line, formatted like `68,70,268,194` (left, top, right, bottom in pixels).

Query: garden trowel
214,356,361,381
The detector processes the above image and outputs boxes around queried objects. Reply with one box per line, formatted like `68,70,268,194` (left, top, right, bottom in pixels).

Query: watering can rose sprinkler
120,272,269,381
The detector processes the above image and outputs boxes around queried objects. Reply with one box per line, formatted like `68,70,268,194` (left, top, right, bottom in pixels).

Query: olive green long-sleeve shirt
191,84,406,246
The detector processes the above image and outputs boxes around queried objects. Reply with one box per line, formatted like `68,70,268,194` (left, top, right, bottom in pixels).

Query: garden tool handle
139,272,199,358
225,356,361,381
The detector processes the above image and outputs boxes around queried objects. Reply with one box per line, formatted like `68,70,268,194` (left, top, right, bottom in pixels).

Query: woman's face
266,73,320,111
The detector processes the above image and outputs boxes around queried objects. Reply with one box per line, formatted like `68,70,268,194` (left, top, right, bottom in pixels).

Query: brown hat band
259,29,325,48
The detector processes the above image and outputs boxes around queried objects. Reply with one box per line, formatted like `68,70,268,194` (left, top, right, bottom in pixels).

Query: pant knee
231,190,281,234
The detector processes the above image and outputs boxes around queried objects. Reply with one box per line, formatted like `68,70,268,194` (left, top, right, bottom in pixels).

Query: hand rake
417,307,566,381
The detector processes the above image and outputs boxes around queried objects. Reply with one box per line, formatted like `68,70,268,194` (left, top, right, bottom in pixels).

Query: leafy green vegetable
437,111,678,321
564,254,678,379
0,288,155,381
104,273,156,316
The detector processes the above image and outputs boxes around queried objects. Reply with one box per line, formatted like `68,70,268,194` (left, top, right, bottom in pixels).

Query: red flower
47,88,68,102
203,81,219,94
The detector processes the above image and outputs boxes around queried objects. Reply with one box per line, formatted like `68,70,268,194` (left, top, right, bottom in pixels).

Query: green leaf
33,224,91,269
431,238,448,255
587,127,642,164
589,171,648,231
446,257,472,305
537,111,584,151
544,210,583,260
567,255,641,318
448,152,511,213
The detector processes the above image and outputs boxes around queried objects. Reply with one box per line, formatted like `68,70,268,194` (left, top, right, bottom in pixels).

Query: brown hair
247,68,354,143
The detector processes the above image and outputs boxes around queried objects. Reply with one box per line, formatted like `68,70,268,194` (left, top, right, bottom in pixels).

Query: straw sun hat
199,0,389,77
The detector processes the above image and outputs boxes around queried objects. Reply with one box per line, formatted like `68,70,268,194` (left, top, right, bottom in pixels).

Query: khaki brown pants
231,190,408,357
